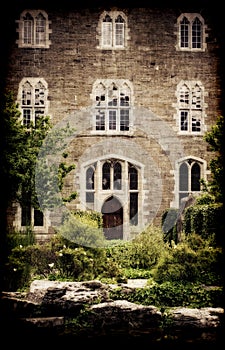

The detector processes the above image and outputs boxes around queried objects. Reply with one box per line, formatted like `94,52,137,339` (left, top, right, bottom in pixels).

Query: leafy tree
1,90,77,211
203,115,224,202
0,91,76,290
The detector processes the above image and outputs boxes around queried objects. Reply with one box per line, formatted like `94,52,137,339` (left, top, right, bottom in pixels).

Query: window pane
36,13,46,45
192,17,202,48
23,13,33,44
180,17,189,48
96,110,105,130
129,166,138,190
180,111,188,131
191,162,200,191
179,162,188,191
130,193,138,225
102,162,110,189
34,209,44,226
114,162,121,190
86,167,94,189
102,21,112,46
191,116,201,132
120,110,129,131
86,192,94,203
115,22,124,46
23,109,31,127
109,110,117,130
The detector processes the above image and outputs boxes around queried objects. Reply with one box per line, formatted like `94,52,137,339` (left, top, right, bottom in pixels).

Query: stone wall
4,3,223,239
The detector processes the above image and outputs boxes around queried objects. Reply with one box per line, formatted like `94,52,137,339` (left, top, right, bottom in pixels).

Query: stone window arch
91,79,133,134
97,11,129,50
175,13,207,52
173,80,208,135
16,10,52,48
17,78,49,127
172,156,208,208
82,157,141,238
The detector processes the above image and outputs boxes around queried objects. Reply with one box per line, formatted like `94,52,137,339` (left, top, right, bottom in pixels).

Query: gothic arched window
16,10,51,48
93,79,132,133
176,81,205,134
98,11,128,49
18,78,48,127
179,159,202,203
176,13,207,51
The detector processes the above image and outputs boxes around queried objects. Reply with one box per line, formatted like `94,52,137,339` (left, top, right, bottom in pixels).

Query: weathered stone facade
4,1,223,242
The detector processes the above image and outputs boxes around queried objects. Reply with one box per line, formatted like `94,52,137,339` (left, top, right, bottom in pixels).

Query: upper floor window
91,79,133,133
174,81,207,135
176,13,207,52
97,11,129,49
17,78,49,127
16,10,52,48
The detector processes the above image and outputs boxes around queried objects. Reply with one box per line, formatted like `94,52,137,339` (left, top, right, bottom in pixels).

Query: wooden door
102,196,123,240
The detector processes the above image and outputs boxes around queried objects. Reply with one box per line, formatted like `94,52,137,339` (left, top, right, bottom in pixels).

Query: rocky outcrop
1,280,224,345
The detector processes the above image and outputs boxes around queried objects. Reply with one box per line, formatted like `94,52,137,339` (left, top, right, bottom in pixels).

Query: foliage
55,210,106,248
106,225,166,269
109,281,223,308
1,90,77,212
1,91,51,208
183,202,223,243
151,233,223,285
203,115,224,202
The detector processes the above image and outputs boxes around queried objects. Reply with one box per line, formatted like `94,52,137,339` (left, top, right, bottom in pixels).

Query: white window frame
17,77,49,126
173,80,208,135
175,13,207,52
171,156,209,208
97,11,129,50
16,10,52,48
91,79,133,134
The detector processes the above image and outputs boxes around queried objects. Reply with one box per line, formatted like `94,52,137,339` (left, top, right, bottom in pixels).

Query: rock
0,279,223,345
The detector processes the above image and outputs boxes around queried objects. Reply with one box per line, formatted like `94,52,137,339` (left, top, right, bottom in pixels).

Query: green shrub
107,225,166,270
110,281,223,308
152,233,223,285
56,210,106,248
183,203,223,242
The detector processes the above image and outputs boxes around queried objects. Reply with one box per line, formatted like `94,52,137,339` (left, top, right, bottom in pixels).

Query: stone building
3,1,223,243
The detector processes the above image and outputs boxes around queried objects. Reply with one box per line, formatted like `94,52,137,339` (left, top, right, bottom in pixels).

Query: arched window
179,159,202,203
16,10,51,48
86,167,94,190
86,166,95,203
98,11,128,49
176,13,207,51
93,79,132,133
175,81,206,134
18,78,48,127
83,158,140,235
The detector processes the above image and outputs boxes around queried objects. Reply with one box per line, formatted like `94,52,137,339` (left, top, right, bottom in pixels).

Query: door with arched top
101,196,123,240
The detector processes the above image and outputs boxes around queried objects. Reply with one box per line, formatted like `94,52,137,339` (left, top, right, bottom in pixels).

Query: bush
56,210,107,248
106,225,166,270
183,203,223,243
152,233,223,285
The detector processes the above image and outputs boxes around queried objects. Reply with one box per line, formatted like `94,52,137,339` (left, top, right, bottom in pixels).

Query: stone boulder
0,279,223,346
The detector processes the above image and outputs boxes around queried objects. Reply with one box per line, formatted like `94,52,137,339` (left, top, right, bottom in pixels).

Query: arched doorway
101,196,123,240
